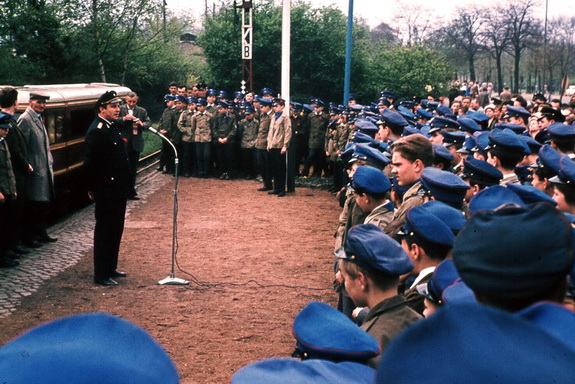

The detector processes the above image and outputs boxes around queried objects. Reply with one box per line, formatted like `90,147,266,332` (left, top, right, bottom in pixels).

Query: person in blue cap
267,98,291,197
336,224,421,367
460,156,503,202
384,134,433,238
213,100,237,180
397,205,456,315
190,98,214,178
156,94,178,174
351,165,393,230
420,167,470,212
326,108,351,193
288,101,308,191
530,144,561,197
205,88,217,114
177,95,197,177
0,312,179,383
255,97,274,191
238,105,259,180
432,143,454,171
547,122,575,159
503,105,530,129
486,129,527,184
414,259,460,317
376,109,408,145
302,99,329,177
550,155,575,214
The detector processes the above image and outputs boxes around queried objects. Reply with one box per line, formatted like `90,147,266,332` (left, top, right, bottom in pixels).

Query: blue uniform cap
349,131,376,144
354,119,379,138
429,116,460,132
175,95,187,104
416,259,460,304
495,122,526,134
504,105,531,119
457,117,481,133
547,122,575,139
311,98,325,107
260,87,274,96
433,143,454,162
233,358,376,384
516,302,575,349
376,303,575,384
466,111,489,124
468,185,524,215
206,88,217,96
435,104,452,117
461,157,503,186
519,134,542,154
549,155,575,185
217,100,229,108
505,182,557,206
454,203,574,299
163,94,177,102
441,280,476,305
244,106,256,115
403,205,456,247
415,108,433,120
487,128,528,154
339,143,355,163
377,97,390,107
421,167,470,204
381,90,396,99
397,106,415,121
0,313,179,384
456,136,475,155
351,143,391,168
531,145,562,173
351,165,391,195
420,200,467,235
196,97,207,106
335,223,413,276
441,129,467,147
470,131,489,157
402,126,425,137
380,109,409,128
233,91,244,99
292,301,380,361
187,96,197,104
217,90,229,99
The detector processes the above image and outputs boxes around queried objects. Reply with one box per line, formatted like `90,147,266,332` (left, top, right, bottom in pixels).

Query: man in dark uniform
118,92,150,199
302,99,329,177
84,91,130,286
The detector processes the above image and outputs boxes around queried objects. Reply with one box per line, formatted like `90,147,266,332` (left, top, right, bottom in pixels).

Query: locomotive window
69,108,97,140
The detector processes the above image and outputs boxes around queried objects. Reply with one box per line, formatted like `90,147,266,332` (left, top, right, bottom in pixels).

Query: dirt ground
0,176,340,383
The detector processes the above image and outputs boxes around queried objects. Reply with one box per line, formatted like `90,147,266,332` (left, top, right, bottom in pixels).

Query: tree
392,1,434,47
503,0,542,92
483,4,511,93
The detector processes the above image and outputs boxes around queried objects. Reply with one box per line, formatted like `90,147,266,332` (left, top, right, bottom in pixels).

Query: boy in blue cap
191,98,214,178
351,165,394,230
238,106,259,179
336,224,421,367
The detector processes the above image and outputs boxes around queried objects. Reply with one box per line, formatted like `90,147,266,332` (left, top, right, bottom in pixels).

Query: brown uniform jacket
385,180,426,239
191,112,214,143
255,112,272,150
267,112,291,149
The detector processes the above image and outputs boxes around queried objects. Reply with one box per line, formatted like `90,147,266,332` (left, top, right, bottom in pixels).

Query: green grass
142,130,162,157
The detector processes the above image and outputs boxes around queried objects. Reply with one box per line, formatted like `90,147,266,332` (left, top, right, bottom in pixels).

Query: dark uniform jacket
361,295,422,368
306,112,330,149
157,107,179,141
5,118,29,192
213,113,237,143
118,104,150,153
84,117,130,200
0,139,16,197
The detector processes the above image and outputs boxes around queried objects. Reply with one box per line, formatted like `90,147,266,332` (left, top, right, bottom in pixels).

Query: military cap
420,200,467,235
348,93,357,101
531,145,561,174
433,143,454,163
351,165,391,195
487,128,528,154
456,136,475,155
504,105,531,119
420,167,470,204
175,95,187,104
244,106,256,115
292,301,380,361
258,97,273,107
0,313,179,384
187,96,197,104
335,223,413,276
0,112,12,130
441,129,467,147
457,117,481,133
519,134,542,154
206,88,217,96
29,92,50,101
233,91,244,99
538,106,563,122
377,97,391,107
163,94,176,103
290,101,302,111
217,100,229,108
547,122,575,140
470,131,489,157
419,124,431,137
454,203,574,299
376,303,575,384
196,97,207,106
516,302,575,349
233,358,376,384
549,155,575,185
354,119,379,138
429,116,460,134
495,122,526,134
195,82,207,90
217,90,229,99
381,90,396,99
350,143,390,168
461,157,503,186
441,280,476,305
435,104,453,117
272,98,285,106
311,98,324,107
379,108,408,128
401,205,455,247
532,93,547,103
400,100,415,109
349,131,376,144
97,90,121,107
504,182,557,206
416,259,460,304
260,87,274,96
415,108,433,120
426,101,440,112
466,111,489,124
339,143,355,163
491,97,502,105
402,125,425,137
468,185,525,215
397,106,415,121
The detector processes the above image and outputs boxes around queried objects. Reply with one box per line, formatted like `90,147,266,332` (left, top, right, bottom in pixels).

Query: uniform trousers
127,149,140,196
257,149,273,189
195,142,211,177
269,148,287,192
93,196,126,280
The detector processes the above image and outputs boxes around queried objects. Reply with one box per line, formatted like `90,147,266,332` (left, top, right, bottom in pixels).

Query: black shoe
111,270,127,278
128,195,140,200
156,167,164,172
258,187,272,191
277,191,286,197
94,277,118,286
6,250,20,260
38,235,58,243
12,245,31,255
0,258,19,268
24,240,43,248
268,190,280,195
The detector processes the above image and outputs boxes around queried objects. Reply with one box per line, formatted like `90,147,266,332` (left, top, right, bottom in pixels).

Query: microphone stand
148,127,189,285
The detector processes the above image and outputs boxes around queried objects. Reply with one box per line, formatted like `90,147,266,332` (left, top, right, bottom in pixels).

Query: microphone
148,127,178,159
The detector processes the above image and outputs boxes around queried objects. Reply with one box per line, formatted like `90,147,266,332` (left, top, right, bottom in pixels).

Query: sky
168,0,575,30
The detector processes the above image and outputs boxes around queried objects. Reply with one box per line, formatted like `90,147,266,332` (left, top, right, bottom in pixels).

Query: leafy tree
482,4,511,92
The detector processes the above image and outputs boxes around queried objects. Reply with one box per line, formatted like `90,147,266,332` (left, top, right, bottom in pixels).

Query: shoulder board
97,122,104,129
416,186,427,197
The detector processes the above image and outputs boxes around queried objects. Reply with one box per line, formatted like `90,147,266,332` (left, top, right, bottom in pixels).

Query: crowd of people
2,79,575,381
